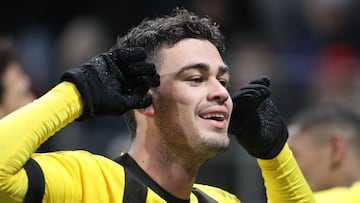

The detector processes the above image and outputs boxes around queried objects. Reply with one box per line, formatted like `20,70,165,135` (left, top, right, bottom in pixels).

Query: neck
0,107,6,119
330,152,360,188
344,155,360,185
128,135,202,199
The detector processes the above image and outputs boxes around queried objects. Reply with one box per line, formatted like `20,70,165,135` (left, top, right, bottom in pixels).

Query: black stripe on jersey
114,153,189,203
192,188,217,203
123,171,148,202
23,158,45,203
114,155,148,203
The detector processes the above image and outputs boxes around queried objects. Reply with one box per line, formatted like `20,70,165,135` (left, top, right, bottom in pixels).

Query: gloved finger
110,47,147,62
232,89,261,100
232,88,270,104
232,90,261,107
233,94,257,105
239,83,270,92
126,61,157,75
239,83,271,97
135,74,160,88
233,85,270,97
97,54,127,89
248,76,270,87
121,73,160,94
238,87,271,99
132,95,152,109
128,85,151,108
149,74,160,87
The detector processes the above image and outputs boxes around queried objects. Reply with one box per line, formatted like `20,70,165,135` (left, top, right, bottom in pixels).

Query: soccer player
0,8,315,202
288,104,360,202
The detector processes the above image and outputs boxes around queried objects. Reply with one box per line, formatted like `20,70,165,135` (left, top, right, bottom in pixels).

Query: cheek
158,81,201,105
292,145,317,171
227,97,233,112
297,147,327,180
299,155,316,171
154,84,204,132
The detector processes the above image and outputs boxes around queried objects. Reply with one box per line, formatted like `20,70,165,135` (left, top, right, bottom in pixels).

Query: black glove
228,76,288,159
61,47,160,120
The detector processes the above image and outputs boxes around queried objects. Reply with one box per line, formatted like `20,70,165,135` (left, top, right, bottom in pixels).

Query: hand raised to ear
61,47,160,120
229,76,288,159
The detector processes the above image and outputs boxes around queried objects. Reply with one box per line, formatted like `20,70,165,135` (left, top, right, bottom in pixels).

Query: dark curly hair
117,8,225,138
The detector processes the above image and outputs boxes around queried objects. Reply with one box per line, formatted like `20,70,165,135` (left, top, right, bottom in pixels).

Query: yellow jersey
0,82,315,203
314,182,360,203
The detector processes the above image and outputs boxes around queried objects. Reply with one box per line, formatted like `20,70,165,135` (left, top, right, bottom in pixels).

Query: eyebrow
176,63,229,77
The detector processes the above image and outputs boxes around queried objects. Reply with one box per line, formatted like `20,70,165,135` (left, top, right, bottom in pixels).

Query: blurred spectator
251,0,360,119
288,104,360,202
308,43,360,109
55,15,113,77
225,34,280,93
15,27,56,97
187,0,255,39
40,15,127,156
0,37,35,118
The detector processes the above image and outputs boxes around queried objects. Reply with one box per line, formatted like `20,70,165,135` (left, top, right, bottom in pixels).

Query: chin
204,136,230,153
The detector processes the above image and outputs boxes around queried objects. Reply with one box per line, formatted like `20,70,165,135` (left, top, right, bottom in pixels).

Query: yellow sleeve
0,82,82,202
257,144,316,203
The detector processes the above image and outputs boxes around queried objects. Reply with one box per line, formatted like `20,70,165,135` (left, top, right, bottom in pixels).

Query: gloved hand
228,76,288,159
61,47,160,120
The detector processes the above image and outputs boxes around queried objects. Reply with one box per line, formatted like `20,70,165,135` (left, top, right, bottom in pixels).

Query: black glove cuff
61,67,101,121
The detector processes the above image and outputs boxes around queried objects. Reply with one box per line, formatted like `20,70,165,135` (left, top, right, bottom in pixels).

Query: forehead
157,38,225,74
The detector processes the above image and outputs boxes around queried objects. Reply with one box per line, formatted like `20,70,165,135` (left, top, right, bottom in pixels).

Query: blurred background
1,0,360,202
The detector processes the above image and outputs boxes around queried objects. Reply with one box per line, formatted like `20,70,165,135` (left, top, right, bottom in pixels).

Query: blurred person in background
55,15,113,77
308,44,360,109
288,104,360,202
251,0,360,120
39,15,119,154
0,37,34,119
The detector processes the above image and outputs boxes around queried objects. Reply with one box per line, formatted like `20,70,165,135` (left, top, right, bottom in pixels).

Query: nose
207,78,229,104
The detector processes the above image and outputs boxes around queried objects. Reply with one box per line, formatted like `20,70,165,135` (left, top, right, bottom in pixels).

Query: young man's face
0,62,34,116
151,38,232,157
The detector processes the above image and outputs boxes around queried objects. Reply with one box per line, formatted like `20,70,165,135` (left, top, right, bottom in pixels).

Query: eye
218,78,229,87
188,76,204,84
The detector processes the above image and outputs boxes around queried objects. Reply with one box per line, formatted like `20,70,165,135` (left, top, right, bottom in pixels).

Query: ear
329,135,347,168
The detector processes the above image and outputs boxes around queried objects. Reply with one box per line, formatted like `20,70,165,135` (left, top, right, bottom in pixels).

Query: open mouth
200,113,225,121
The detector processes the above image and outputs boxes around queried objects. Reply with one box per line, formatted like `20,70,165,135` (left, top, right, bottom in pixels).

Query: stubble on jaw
155,114,230,164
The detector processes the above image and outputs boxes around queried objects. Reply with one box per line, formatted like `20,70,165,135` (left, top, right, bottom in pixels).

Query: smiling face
151,38,232,159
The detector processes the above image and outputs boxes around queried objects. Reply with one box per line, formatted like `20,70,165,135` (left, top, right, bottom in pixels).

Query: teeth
202,113,225,119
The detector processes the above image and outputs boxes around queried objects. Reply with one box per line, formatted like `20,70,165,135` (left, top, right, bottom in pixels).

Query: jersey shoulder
314,182,360,203
193,183,240,203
